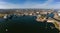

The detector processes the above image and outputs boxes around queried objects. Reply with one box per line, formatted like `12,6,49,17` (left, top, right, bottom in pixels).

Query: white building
36,12,39,14
29,13,32,16
3,14,8,19
58,11,60,16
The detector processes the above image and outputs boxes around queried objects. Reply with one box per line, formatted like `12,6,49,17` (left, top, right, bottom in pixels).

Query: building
57,10,60,16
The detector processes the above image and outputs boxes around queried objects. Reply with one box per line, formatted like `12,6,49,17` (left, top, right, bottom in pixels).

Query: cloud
0,0,60,9
0,1,22,9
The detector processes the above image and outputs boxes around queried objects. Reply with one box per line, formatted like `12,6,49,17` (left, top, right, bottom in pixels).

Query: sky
0,0,60,9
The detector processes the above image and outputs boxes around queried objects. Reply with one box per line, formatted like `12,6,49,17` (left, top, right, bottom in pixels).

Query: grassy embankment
0,14,6,18
53,21,60,31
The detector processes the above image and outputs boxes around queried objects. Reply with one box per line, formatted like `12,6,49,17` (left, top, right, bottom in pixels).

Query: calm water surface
0,16,59,33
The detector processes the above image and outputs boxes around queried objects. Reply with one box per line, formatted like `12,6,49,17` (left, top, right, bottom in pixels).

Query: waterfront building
57,10,60,16
3,14,8,19
29,13,33,16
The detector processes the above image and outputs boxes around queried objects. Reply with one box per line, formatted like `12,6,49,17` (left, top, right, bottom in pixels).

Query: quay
36,17,60,31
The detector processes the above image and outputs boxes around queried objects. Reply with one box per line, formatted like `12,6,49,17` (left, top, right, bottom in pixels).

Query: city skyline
0,0,60,9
